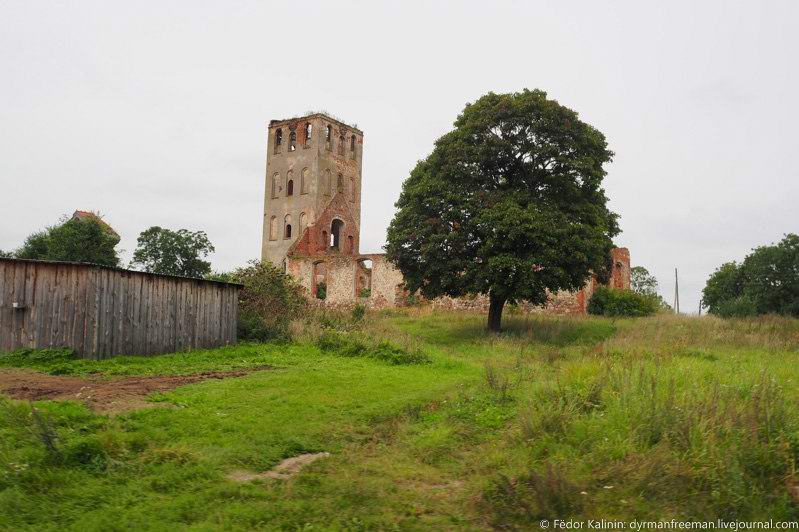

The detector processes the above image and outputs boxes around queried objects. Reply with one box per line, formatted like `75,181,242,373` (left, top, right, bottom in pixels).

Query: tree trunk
487,293,506,332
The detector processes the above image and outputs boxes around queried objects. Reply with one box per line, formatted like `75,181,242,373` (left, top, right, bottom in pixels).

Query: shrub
231,260,307,341
351,304,366,321
359,288,371,298
587,287,659,317
715,294,758,318
316,282,327,300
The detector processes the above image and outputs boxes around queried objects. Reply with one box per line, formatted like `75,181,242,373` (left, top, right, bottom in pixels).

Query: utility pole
674,268,680,314
698,298,702,316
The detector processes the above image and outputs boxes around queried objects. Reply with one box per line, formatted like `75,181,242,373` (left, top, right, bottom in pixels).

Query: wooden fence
0,258,239,359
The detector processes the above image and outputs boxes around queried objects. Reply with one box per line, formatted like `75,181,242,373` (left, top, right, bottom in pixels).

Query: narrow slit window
284,214,292,239
289,131,296,151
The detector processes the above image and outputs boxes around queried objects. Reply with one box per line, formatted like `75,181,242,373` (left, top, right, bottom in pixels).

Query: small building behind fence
0,258,239,359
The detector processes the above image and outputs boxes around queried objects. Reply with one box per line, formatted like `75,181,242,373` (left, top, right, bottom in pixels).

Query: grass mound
316,331,430,365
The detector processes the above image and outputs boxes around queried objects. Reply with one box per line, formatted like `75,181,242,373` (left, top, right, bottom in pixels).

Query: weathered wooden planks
0,258,239,359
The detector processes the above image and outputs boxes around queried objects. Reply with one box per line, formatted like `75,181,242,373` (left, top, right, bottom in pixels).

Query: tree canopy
14,216,120,266
386,89,620,330
630,266,658,296
131,226,215,278
702,234,799,317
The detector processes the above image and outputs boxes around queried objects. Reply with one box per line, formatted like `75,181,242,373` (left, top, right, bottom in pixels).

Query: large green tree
703,234,799,317
131,226,215,278
386,89,620,331
14,217,120,266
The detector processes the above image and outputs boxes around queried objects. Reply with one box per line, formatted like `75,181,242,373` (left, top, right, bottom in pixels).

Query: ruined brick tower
261,113,363,267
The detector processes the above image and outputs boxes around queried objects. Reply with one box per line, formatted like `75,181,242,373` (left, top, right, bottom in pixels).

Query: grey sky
2,1,797,313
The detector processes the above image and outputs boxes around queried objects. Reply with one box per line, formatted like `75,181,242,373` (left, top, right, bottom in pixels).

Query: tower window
269,216,277,240
325,125,332,150
324,169,331,195
284,214,292,239
271,173,280,198
350,135,356,159
300,168,309,194
287,179,294,196
274,128,282,154
330,219,344,250
338,135,345,155
304,123,312,146
337,173,344,193
289,131,296,151
349,177,355,201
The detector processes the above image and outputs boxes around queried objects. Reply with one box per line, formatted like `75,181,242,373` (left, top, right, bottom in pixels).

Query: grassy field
1,309,798,530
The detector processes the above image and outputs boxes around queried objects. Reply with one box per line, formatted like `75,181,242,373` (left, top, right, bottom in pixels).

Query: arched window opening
284,215,292,239
337,135,345,155
287,179,294,196
299,212,307,234
271,173,280,198
304,123,312,146
301,168,309,194
337,173,344,193
269,216,277,240
325,125,332,150
289,131,296,151
350,135,356,159
347,235,354,253
356,258,373,298
313,261,327,300
274,128,282,153
330,219,344,250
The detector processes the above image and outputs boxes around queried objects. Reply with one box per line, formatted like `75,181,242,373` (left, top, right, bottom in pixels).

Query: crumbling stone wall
287,253,403,308
287,247,631,315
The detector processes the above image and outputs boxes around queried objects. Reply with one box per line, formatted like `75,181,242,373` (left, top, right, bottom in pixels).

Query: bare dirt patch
227,452,331,482
0,367,271,413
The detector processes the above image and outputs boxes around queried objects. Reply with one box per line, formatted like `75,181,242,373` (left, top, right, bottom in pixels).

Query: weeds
315,331,430,365
2,310,799,527
484,362,513,403
483,463,584,525
29,405,61,462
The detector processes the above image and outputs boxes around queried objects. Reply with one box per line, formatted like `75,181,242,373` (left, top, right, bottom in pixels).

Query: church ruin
261,113,630,313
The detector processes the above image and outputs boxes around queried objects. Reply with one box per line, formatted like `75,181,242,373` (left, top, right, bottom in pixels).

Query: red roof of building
71,210,119,238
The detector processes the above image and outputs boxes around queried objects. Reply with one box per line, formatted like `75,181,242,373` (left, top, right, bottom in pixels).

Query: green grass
1,310,798,529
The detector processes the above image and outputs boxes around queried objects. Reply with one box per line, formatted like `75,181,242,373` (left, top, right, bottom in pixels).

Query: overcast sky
2,1,797,313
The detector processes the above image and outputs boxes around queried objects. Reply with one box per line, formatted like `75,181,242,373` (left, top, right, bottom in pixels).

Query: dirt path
0,367,271,413
227,452,331,482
